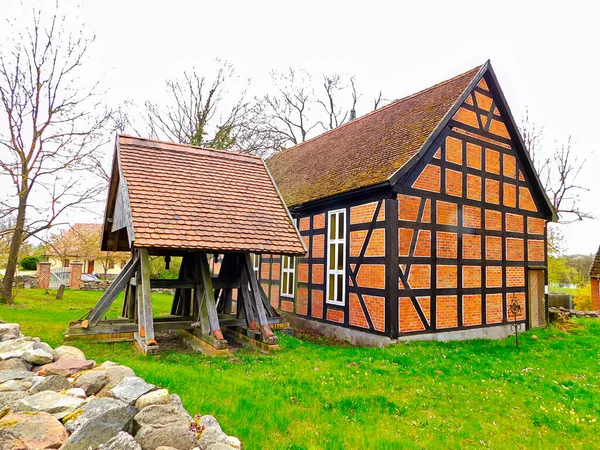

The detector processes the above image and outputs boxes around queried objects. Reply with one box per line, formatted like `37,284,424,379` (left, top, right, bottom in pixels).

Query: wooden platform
223,326,280,352
177,330,232,356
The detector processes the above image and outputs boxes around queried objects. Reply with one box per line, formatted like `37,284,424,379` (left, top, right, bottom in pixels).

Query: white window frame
281,219,297,298
250,253,260,280
326,209,346,306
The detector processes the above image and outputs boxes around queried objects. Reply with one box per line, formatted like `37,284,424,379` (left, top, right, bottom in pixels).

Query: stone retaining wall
13,275,39,289
0,322,241,450
81,279,174,294
549,306,600,320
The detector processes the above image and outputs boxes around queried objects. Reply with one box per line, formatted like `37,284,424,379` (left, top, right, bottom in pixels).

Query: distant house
259,61,556,341
591,247,600,310
45,223,128,277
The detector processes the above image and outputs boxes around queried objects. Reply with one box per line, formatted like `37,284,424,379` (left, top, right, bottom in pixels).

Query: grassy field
1,289,600,449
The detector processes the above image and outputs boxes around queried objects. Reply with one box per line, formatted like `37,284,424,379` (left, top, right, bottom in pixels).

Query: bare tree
521,109,592,223
251,68,319,146
251,69,386,151
142,62,248,150
0,7,110,303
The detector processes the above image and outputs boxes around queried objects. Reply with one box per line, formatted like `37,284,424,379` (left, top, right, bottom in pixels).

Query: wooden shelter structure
67,135,306,354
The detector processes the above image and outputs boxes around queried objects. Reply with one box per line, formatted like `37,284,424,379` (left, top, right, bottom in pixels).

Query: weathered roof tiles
108,135,305,255
267,65,482,207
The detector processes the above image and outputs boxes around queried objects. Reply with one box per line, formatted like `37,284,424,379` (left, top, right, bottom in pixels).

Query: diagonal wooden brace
243,252,276,343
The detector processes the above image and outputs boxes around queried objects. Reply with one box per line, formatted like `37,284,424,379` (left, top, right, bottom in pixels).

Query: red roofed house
260,61,556,342
590,248,600,311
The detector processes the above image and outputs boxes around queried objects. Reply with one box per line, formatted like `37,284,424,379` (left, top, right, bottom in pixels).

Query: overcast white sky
2,0,599,254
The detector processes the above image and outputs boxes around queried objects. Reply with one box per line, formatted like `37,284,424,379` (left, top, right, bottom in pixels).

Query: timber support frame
67,249,282,354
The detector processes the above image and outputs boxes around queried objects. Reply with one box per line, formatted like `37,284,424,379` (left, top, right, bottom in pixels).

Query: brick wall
37,262,51,289
259,199,388,335
397,77,548,336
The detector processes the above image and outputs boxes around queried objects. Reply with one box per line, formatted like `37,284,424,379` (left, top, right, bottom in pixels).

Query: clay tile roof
267,65,482,207
590,247,600,278
114,135,306,255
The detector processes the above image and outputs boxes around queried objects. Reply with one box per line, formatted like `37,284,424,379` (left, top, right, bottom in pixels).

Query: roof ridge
118,135,263,162
270,64,483,160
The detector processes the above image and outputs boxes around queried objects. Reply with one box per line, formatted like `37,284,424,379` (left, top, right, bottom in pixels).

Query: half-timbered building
260,61,556,342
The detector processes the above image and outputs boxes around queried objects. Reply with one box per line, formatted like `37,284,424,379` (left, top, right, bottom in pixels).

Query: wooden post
199,252,224,341
242,253,276,343
86,257,140,327
134,248,158,354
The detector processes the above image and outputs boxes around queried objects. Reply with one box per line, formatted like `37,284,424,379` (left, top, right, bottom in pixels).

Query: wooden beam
239,266,258,329
137,248,157,349
199,252,225,341
153,279,196,289
88,256,139,327
243,252,276,343
153,277,239,290
67,319,197,335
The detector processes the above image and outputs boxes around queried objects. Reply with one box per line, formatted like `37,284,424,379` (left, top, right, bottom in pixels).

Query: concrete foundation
284,313,517,346
282,313,393,347
397,324,516,342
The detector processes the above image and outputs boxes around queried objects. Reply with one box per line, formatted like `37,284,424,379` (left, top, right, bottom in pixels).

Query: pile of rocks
549,306,600,320
81,279,113,291
81,279,173,294
0,322,241,450
13,275,38,289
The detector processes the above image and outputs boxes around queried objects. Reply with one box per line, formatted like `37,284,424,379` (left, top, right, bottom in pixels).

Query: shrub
572,283,593,311
20,256,39,271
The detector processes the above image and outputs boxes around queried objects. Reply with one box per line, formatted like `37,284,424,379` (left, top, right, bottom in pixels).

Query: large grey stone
37,358,94,377
61,398,137,450
0,391,27,413
54,345,86,361
199,415,222,433
0,370,35,384
109,376,155,405
135,388,170,410
95,364,136,396
135,424,198,450
66,387,87,399
133,404,191,434
0,323,21,340
28,374,71,394
0,357,30,371
98,431,142,450
33,341,58,360
73,369,109,395
0,379,32,392
0,338,35,360
197,427,237,450
17,390,85,419
22,347,54,365
0,411,68,449
170,393,193,421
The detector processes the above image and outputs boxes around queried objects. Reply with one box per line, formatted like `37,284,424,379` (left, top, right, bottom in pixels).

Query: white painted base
283,312,517,346
396,324,515,342
282,313,392,347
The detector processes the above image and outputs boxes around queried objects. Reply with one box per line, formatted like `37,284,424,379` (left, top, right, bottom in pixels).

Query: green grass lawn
1,288,600,449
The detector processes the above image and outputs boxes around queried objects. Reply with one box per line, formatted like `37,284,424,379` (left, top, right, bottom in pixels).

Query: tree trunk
1,196,27,304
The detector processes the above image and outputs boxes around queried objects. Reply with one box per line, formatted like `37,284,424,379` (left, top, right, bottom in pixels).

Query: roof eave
260,158,308,255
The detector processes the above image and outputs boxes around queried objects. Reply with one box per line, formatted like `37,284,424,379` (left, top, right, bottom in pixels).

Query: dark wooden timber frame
69,248,280,354
260,63,554,340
